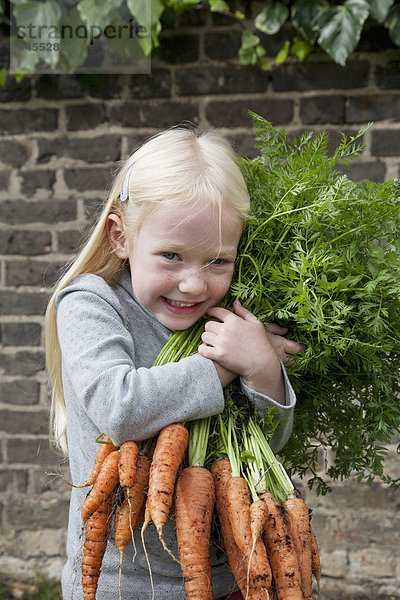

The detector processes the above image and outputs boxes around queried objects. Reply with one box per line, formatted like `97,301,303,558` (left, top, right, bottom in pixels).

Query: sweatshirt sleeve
56,283,224,446
240,362,296,453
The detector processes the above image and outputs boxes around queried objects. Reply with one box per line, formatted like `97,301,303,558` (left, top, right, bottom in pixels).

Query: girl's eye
210,258,225,265
163,252,179,261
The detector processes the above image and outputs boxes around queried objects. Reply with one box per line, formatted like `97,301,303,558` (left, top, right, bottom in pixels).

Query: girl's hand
264,322,306,366
198,301,301,404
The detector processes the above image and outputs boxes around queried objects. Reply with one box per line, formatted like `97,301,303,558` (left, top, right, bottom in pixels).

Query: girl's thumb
233,300,258,321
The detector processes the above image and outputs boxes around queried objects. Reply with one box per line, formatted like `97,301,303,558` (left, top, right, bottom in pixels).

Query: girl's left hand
264,322,306,366
198,300,303,403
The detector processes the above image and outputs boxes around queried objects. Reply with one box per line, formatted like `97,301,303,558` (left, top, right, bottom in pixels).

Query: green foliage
232,114,400,494
315,0,370,66
8,0,400,74
241,0,400,69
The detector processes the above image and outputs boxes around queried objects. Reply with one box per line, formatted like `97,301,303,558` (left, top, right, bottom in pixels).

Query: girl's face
109,201,243,330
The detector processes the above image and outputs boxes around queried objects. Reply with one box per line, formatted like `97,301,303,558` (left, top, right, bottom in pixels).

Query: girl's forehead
142,201,243,237
135,200,243,255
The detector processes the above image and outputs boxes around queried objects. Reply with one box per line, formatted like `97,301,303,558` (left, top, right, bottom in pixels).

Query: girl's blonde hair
45,126,250,455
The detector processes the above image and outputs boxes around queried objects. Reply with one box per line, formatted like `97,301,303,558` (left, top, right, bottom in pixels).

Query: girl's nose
178,269,207,296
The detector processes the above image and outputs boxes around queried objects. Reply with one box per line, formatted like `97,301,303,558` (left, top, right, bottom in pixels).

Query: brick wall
0,11,399,598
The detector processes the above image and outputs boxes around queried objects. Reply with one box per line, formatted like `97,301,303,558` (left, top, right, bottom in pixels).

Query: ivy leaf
106,8,148,67
128,0,163,54
10,36,40,71
255,3,289,36
78,0,123,30
385,4,400,46
12,0,62,69
241,30,260,48
316,0,370,66
367,0,394,23
290,36,313,62
235,10,245,20
208,0,230,12
238,29,261,65
275,40,290,64
59,7,89,71
128,0,164,25
291,0,328,44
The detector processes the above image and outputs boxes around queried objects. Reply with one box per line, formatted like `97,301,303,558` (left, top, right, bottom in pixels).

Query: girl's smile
108,200,244,330
162,297,204,313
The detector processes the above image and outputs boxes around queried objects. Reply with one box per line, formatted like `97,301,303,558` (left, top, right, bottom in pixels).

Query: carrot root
79,436,118,488
211,459,270,600
226,476,272,592
283,496,313,600
175,466,215,600
260,492,303,600
143,423,188,553
81,450,120,524
82,496,113,600
119,440,139,488
310,525,321,598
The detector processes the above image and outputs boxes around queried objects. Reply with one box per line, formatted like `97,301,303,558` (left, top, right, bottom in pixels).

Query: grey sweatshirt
55,269,296,599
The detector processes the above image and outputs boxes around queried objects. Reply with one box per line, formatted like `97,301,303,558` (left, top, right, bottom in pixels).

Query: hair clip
120,163,134,202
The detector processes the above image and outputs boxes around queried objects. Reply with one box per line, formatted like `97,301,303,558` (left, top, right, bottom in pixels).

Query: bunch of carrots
74,397,320,600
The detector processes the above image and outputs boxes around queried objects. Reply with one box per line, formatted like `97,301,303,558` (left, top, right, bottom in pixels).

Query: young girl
45,127,303,600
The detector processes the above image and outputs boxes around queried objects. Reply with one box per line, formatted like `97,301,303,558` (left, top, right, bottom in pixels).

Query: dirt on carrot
283,496,312,600
260,492,303,600
250,500,267,550
211,459,269,600
81,450,120,524
118,440,139,488
82,496,113,600
226,476,272,592
142,423,188,552
175,466,215,600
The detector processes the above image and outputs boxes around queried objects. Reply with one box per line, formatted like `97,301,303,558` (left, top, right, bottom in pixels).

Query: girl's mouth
162,297,203,315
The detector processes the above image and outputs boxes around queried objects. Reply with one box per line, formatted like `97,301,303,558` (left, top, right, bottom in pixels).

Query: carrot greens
188,417,211,468
154,114,400,494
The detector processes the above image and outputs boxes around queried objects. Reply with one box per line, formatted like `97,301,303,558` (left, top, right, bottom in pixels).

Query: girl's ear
107,214,129,259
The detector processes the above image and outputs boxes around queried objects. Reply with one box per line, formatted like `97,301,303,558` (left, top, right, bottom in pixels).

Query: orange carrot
119,440,139,488
310,525,321,596
226,476,272,591
81,450,120,524
115,454,151,558
283,496,312,600
142,423,188,554
114,496,132,560
260,492,303,600
82,496,113,600
250,499,267,547
175,466,215,600
114,454,150,600
211,459,269,600
78,435,118,488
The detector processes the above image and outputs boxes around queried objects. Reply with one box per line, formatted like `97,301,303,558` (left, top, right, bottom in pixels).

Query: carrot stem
248,418,294,500
188,417,211,468
218,413,241,477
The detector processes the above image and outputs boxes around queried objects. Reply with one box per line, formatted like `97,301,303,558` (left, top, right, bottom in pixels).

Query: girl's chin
156,301,206,330
159,315,200,330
